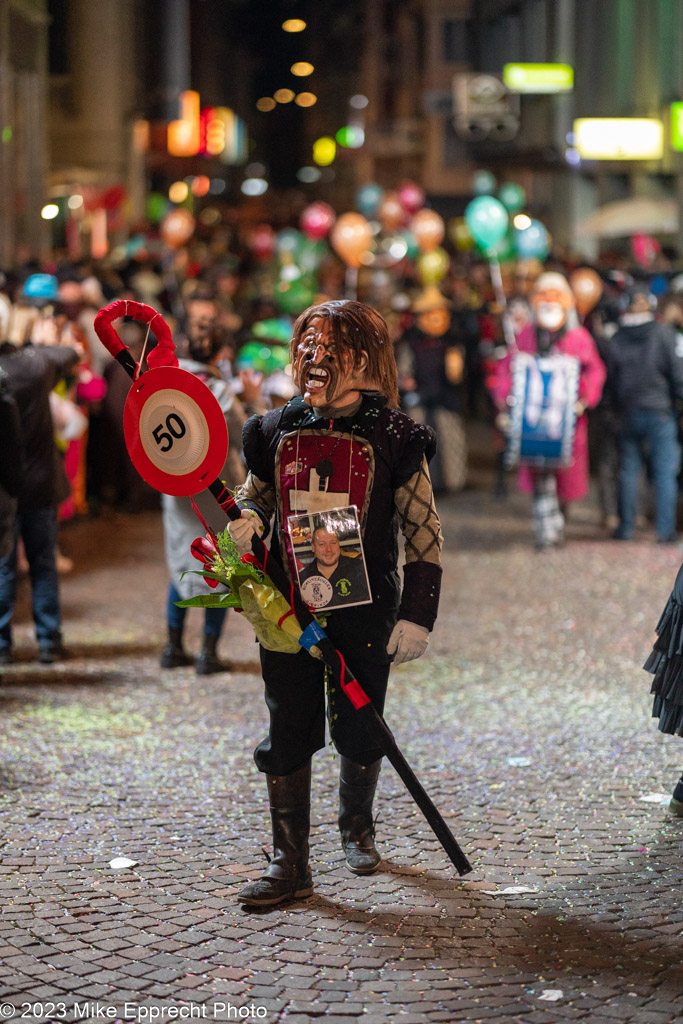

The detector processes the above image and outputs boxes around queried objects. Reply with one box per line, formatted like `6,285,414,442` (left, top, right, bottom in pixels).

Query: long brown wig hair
290,300,399,408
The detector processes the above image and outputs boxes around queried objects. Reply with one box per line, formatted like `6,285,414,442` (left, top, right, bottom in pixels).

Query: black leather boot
238,761,314,906
160,628,192,669
195,634,230,675
338,756,382,874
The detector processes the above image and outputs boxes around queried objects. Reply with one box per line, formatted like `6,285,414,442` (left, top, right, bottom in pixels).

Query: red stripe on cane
336,649,371,709
190,496,219,545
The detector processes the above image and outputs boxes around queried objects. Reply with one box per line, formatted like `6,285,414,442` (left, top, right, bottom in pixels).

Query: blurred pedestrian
397,287,467,493
493,272,605,549
160,293,264,675
0,274,81,663
606,284,683,544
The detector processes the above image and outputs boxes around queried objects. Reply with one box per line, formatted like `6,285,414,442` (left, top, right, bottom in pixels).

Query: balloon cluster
240,171,553,316
245,204,338,316
461,172,550,263
328,181,451,290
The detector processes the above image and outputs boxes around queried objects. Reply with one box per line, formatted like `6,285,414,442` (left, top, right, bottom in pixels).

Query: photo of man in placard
292,508,371,611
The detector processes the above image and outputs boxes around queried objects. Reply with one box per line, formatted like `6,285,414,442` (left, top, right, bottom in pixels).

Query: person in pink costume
493,272,606,548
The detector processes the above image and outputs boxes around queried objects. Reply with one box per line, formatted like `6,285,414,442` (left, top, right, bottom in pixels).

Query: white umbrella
575,197,679,238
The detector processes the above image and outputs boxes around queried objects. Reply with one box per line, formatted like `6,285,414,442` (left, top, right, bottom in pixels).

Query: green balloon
498,182,526,214
252,318,293,344
274,278,316,316
145,192,168,224
399,229,420,261
236,342,290,376
464,196,509,251
299,238,327,273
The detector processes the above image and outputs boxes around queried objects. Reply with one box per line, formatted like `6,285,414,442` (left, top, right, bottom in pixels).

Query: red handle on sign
94,300,178,372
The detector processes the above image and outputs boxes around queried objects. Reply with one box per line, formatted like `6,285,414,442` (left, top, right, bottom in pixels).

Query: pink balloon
249,223,276,262
300,201,336,241
398,180,425,216
631,233,660,269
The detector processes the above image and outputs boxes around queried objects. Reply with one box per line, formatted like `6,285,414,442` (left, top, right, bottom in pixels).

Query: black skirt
645,563,683,735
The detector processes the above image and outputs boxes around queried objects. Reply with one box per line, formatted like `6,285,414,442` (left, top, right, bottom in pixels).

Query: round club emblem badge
300,575,333,609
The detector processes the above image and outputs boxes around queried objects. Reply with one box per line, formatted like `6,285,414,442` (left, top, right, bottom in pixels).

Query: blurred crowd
2,218,683,663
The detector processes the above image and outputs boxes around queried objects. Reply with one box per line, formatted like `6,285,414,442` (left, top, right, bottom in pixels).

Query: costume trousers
532,472,564,547
0,506,61,651
255,645,390,776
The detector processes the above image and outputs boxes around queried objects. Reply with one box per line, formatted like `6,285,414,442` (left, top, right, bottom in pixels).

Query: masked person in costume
228,299,443,906
493,273,605,549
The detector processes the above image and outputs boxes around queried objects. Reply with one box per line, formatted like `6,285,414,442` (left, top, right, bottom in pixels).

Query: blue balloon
515,219,549,260
355,183,384,218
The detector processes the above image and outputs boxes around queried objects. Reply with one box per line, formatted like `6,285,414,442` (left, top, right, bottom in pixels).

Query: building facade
0,0,50,267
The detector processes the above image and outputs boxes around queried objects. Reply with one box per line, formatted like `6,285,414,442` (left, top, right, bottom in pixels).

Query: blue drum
506,351,579,468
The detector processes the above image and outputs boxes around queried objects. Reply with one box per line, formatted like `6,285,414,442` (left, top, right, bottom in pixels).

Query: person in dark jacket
606,285,683,543
0,302,81,663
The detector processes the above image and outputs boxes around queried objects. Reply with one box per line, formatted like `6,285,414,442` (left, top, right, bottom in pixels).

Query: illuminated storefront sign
503,63,574,93
573,118,663,160
671,103,683,152
168,93,246,163
167,90,201,157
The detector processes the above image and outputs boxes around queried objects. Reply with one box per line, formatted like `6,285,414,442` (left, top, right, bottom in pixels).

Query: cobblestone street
1,444,683,1024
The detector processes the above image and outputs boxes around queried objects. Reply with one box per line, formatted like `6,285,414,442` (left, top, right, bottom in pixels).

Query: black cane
208,480,472,876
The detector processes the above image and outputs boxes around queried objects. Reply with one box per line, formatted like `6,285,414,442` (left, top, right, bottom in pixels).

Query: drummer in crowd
492,272,606,549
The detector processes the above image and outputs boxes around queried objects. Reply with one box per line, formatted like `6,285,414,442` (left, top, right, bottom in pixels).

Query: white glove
386,619,430,666
228,510,265,555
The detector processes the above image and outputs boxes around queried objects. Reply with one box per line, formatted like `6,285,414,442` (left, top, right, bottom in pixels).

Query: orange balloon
161,208,195,248
377,191,404,232
410,209,445,252
330,212,373,268
569,268,603,316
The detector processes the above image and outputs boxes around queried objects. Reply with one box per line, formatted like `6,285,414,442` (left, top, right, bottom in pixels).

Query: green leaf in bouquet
175,593,242,609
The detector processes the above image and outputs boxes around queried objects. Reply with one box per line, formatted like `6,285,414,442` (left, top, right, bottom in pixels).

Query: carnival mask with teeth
293,315,368,410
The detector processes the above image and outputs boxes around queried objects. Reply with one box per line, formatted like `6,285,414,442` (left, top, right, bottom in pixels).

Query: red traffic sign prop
123,365,228,496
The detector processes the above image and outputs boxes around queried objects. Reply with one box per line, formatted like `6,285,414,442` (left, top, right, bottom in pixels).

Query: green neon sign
503,63,574,94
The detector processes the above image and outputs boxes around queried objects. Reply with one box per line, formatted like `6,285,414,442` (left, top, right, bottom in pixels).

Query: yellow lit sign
503,63,574,93
574,118,663,160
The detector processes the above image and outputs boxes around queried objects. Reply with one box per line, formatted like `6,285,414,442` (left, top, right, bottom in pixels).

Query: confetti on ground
482,885,540,896
109,856,138,869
